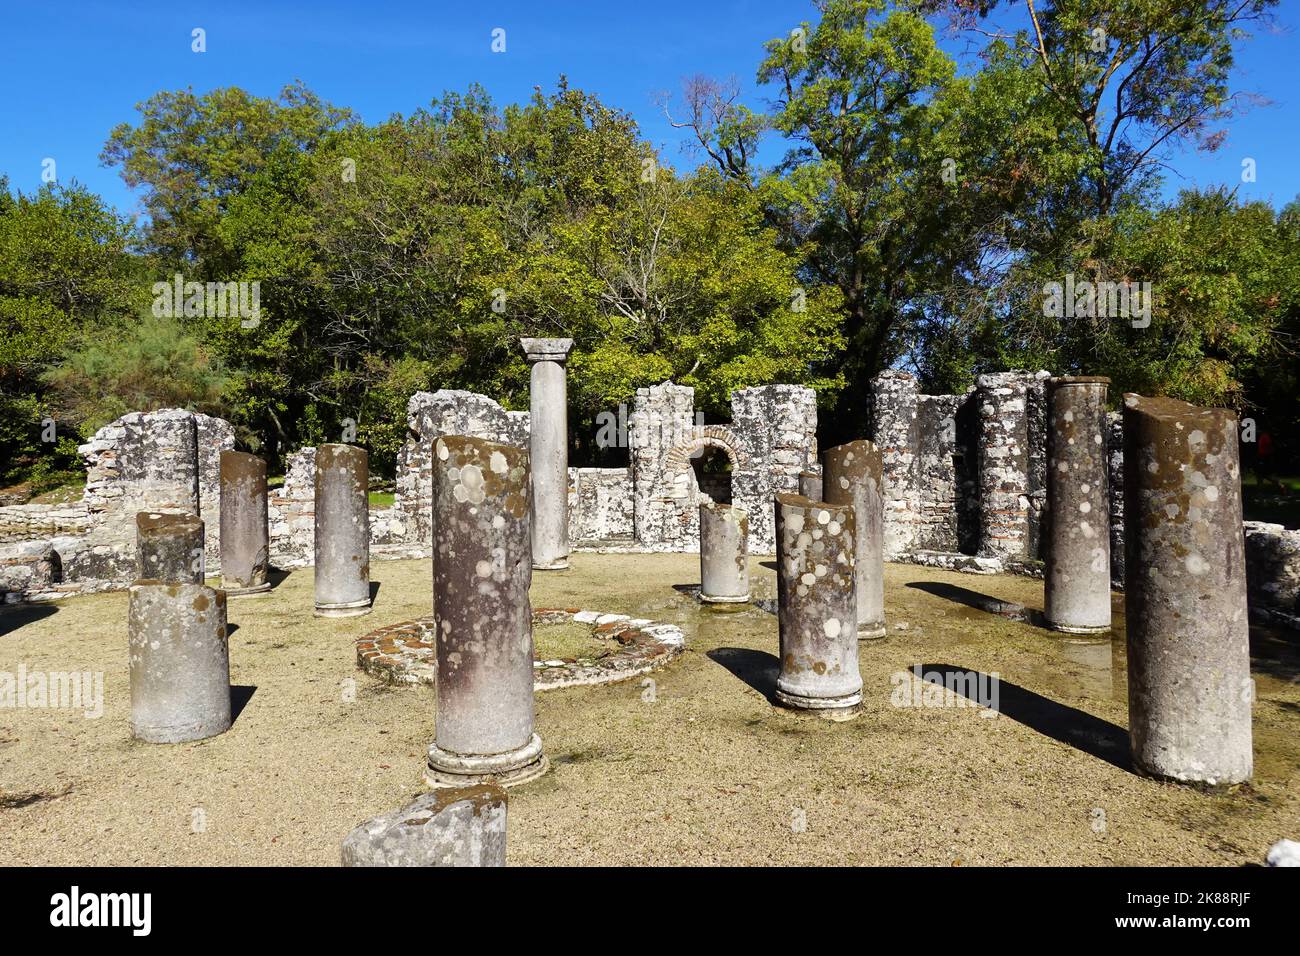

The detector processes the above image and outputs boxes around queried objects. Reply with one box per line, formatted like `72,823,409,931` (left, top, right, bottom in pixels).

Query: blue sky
2,0,1296,219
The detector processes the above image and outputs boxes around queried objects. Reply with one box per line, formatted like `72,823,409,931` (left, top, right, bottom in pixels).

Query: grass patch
533,621,610,662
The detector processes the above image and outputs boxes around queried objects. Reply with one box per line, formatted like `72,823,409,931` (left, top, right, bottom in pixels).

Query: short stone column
1044,377,1111,633
136,511,205,583
798,471,823,500
426,435,547,788
128,582,231,743
774,492,862,718
699,501,750,603
1122,394,1252,786
219,451,270,596
341,785,507,867
822,441,886,638
977,372,1033,557
521,337,574,570
314,443,371,618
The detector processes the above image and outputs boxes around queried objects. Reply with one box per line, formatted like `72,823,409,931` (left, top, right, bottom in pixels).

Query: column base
1045,619,1111,635
533,560,570,571
701,592,750,604
858,621,887,640
223,581,272,598
425,733,549,789
775,686,862,720
314,599,372,618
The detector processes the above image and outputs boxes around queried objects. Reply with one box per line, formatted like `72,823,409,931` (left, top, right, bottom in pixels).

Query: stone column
798,471,823,500
699,501,750,603
1044,377,1111,633
521,337,574,570
822,441,886,638
426,435,547,788
136,511,205,583
1122,393,1251,786
977,372,1032,558
342,785,507,867
774,492,862,718
314,443,371,618
128,582,231,743
869,370,918,559
219,451,271,596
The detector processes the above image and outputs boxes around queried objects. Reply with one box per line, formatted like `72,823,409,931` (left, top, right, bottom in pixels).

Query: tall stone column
521,337,574,570
869,370,918,559
219,450,271,596
426,435,547,788
774,492,862,718
128,582,231,743
1122,394,1252,786
314,443,371,618
136,511,205,583
822,441,886,638
977,372,1032,557
699,501,750,603
1044,377,1111,633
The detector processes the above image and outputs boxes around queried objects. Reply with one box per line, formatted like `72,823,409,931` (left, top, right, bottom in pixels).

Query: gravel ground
1,552,1296,866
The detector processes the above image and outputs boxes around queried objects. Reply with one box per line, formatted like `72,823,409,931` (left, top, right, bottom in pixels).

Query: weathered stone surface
632,383,816,554
774,493,861,716
822,441,885,638
1122,393,1251,786
869,370,919,559
1243,521,1300,613
0,541,61,602
136,511,205,584
128,581,231,743
699,502,750,603
393,390,530,552
569,467,634,544
977,372,1035,558
313,444,371,617
798,471,822,500
220,451,270,595
426,435,546,788
521,337,574,570
341,786,507,867
1044,377,1112,633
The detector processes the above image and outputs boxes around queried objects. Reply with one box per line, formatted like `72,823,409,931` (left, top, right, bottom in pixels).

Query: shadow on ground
918,662,1130,771
707,647,780,705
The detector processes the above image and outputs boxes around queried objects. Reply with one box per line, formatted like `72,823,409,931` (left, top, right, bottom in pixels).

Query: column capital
520,337,574,364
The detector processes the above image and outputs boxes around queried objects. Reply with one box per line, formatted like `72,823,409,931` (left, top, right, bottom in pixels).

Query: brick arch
662,426,748,474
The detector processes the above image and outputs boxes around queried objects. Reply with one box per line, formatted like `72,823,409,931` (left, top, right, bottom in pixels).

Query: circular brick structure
356,608,685,691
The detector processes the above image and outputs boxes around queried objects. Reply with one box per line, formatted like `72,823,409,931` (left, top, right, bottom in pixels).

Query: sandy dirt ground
1,552,1296,866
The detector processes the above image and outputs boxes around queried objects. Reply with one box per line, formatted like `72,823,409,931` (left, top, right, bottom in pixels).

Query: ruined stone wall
869,370,1048,562
569,468,634,544
1243,521,1300,615
393,390,530,550
630,382,816,554
65,409,232,582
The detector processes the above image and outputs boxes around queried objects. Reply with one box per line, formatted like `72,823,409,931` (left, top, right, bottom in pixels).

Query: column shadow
230,685,257,725
0,604,58,637
707,647,780,705
917,663,1131,771
906,581,1028,619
